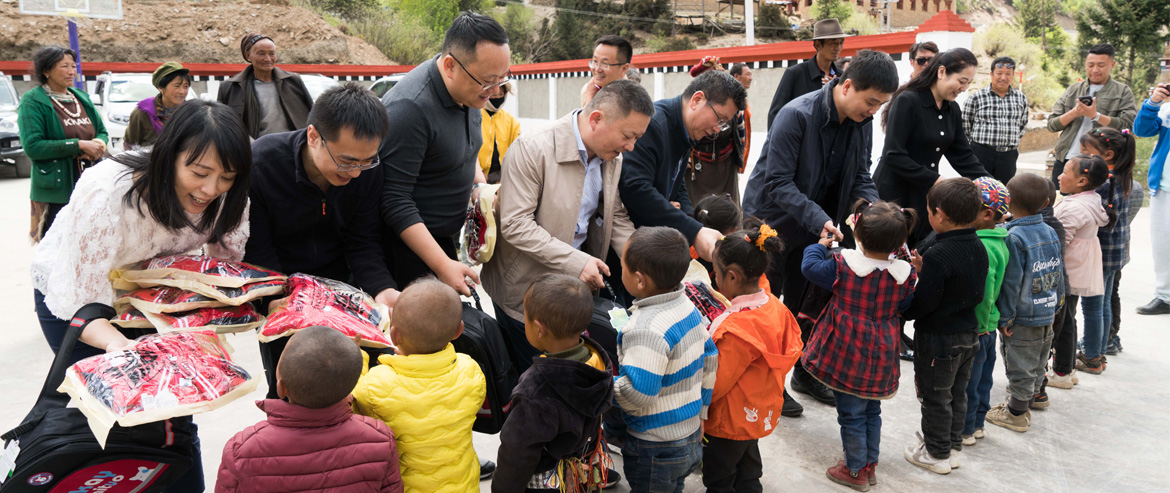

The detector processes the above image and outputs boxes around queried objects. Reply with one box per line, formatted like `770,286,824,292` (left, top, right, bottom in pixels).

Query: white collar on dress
841,248,912,285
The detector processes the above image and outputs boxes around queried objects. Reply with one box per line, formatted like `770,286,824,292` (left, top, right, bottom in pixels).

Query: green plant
811,0,852,22
349,8,441,64
492,2,557,63
645,34,696,53
841,12,880,35
395,0,461,36
756,4,794,39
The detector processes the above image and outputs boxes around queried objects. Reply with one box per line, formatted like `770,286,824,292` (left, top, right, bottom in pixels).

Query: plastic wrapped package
110,255,285,290
682,260,732,324
58,331,258,447
114,282,284,315
142,305,266,334
259,273,392,347
110,308,153,329
459,184,500,266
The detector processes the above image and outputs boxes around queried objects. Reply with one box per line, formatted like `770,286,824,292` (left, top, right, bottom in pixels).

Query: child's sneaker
827,460,870,491
1075,353,1106,375
961,434,976,446
864,463,877,486
903,433,951,475
986,403,1029,432
973,427,986,439
949,449,960,469
1031,389,1050,409
1105,339,1120,355
1048,370,1077,389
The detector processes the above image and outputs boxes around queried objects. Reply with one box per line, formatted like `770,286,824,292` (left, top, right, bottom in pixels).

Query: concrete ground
1,129,1166,492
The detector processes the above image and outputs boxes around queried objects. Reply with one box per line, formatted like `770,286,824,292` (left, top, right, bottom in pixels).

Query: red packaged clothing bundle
682,260,732,324
259,274,392,347
114,282,283,313
58,331,258,446
110,255,285,291
112,306,265,334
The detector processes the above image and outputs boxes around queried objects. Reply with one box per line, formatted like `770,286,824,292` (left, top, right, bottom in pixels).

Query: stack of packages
56,255,290,445
258,273,394,348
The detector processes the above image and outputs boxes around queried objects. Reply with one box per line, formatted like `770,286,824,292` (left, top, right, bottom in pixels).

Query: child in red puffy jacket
217,326,403,492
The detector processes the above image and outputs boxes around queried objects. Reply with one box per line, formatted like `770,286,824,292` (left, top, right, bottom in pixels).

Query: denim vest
996,214,1065,327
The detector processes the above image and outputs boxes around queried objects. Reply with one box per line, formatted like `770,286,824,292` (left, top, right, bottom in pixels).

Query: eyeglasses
321,137,380,171
449,53,512,93
706,100,732,132
914,56,934,66
588,59,627,71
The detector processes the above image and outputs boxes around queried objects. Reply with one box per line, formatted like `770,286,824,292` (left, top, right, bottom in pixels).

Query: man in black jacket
766,18,848,130
743,50,899,409
618,70,746,261
245,84,394,397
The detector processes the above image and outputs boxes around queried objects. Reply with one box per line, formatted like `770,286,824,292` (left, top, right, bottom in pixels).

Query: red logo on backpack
45,461,167,492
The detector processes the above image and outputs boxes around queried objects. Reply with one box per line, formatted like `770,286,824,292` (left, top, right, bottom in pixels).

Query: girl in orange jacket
701,223,804,492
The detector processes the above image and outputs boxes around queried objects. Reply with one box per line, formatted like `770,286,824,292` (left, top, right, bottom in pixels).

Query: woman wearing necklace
124,61,190,150
17,46,109,242
217,32,313,139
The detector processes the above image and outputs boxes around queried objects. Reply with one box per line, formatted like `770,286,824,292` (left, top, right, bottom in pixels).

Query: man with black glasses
581,35,633,107
907,41,939,80
378,11,511,296
245,84,396,397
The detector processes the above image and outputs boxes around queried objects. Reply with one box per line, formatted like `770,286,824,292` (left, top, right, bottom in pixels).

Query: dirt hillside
0,0,393,64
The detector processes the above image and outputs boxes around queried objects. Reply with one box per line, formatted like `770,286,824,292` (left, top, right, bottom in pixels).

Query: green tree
1075,0,1170,97
812,0,852,22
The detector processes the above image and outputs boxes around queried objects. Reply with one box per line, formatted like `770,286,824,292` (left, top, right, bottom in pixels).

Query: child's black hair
1006,173,1050,215
1067,154,1117,228
851,199,917,255
624,227,691,290
1044,177,1058,209
926,178,982,225
1080,126,1136,199
693,193,742,234
524,274,594,339
714,224,784,280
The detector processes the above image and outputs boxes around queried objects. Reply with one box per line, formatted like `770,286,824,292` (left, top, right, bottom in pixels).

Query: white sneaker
973,427,986,439
961,434,976,446
949,449,960,469
1048,371,1076,390
903,432,952,475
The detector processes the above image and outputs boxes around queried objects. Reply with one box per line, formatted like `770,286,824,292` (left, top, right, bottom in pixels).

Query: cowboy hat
812,18,849,40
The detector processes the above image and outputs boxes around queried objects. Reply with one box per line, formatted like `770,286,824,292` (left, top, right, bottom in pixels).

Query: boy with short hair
217,326,404,492
987,173,1064,432
352,279,487,493
961,177,1012,446
493,274,616,492
614,226,719,492
903,178,989,475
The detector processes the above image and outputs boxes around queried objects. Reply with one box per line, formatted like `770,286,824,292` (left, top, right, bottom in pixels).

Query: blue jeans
34,290,205,492
833,391,881,474
622,429,702,493
1080,271,1114,359
963,331,997,435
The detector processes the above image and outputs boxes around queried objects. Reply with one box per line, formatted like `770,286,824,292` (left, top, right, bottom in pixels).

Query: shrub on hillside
350,9,440,64
757,4,794,39
646,34,695,53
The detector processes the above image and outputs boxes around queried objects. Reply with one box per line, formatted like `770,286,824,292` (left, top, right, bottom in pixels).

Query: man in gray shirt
378,12,511,298
1047,43,1136,184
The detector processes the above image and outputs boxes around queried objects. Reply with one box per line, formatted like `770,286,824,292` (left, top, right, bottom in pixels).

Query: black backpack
453,291,519,435
0,319,194,493
588,282,625,375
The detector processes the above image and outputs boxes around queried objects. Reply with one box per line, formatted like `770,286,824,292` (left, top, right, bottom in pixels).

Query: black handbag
0,311,194,493
453,290,519,435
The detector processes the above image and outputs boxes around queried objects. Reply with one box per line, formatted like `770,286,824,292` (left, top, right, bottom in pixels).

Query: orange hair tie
756,224,778,251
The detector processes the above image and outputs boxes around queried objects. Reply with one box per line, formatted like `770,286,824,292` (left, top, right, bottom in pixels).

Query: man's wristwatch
1093,113,1102,123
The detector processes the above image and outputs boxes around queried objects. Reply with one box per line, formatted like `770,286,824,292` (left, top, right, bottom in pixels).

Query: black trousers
1052,295,1079,374
913,331,978,459
1109,270,1123,342
701,435,762,493
383,229,459,288
971,142,1019,184
1051,158,1066,186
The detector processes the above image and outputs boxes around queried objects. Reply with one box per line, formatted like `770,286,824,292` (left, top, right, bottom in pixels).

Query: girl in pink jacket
1054,155,1112,374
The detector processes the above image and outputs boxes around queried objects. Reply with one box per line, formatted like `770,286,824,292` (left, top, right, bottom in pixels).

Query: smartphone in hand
1078,96,1094,106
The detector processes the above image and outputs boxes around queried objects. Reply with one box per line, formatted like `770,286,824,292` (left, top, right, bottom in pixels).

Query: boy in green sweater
961,177,1011,445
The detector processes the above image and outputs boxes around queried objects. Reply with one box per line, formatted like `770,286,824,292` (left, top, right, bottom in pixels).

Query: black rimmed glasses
588,59,627,71
321,137,380,171
449,53,512,92
706,100,732,132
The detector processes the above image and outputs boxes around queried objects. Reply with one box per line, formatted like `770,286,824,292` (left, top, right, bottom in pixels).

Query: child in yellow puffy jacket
352,279,487,493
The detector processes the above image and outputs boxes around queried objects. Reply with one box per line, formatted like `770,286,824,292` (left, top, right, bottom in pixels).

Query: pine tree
1075,0,1170,96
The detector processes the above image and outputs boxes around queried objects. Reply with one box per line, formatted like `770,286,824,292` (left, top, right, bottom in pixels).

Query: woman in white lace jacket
30,99,252,360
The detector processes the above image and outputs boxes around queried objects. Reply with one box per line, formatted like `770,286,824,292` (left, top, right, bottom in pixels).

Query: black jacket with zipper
492,337,615,492
243,129,396,295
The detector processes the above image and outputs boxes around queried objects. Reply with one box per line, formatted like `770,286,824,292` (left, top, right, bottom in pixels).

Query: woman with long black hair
874,48,988,246
30,100,252,492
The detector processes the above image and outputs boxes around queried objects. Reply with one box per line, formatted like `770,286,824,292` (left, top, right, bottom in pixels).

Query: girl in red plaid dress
800,200,918,491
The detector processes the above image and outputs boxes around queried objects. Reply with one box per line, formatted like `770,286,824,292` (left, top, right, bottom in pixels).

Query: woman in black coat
874,48,988,246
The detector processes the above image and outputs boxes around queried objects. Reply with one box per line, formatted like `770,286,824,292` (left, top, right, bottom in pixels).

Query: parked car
300,74,341,102
92,72,195,152
369,75,406,98
0,72,30,177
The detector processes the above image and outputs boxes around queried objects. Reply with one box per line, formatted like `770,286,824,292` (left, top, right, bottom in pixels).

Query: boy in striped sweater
614,226,719,492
